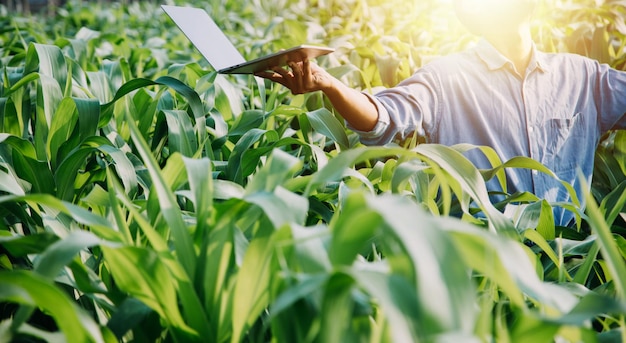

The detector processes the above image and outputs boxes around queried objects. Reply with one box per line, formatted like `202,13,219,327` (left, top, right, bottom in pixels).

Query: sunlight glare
450,0,520,14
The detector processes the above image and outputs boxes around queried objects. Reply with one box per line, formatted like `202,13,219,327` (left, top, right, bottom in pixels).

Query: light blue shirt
351,39,626,226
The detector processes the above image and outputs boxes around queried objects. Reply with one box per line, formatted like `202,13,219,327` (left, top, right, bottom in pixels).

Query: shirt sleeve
594,61,626,132
346,68,441,146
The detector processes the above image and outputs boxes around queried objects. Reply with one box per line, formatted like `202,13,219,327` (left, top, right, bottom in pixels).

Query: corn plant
1,0,626,342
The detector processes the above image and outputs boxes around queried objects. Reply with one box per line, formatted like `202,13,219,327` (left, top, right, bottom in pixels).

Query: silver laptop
162,5,334,74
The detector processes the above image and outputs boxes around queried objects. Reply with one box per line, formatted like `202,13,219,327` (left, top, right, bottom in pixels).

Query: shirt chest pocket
538,112,586,169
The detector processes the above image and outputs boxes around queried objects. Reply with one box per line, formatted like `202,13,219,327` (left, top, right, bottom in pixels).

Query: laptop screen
162,5,246,71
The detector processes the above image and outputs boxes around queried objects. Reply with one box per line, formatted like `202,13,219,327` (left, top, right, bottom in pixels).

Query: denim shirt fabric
349,39,626,226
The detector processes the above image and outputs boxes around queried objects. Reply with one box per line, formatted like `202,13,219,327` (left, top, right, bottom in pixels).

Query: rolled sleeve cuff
345,92,392,145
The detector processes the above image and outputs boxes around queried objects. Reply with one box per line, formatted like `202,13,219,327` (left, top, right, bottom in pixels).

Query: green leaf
124,106,197,280
390,159,429,195
583,178,626,299
0,167,28,195
413,144,515,233
444,216,581,313
0,97,23,137
0,270,106,343
183,157,214,227
555,292,626,326
106,168,165,249
329,192,382,266
163,109,197,157
55,136,136,201
0,134,37,159
226,128,267,184
599,180,626,228
306,108,350,150
105,298,154,340
232,235,273,343
516,200,556,240
228,109,265,136
213,74,244,120
74,97,101,143
0,193,120,241
87,71,114,104
0,232,59,257
305,146,406,195
364,194,477,335
34,74,64,161
48,97,78,168
291,224,332,273
350,270,421,342
245,148,302,195
453,143,506,192
270,274,329,316
102,246,198,340
573,239,600,285
101,76,206,146
33,230,101,279
214,179,245,200
319,272,356,343
482,155,580,207
11,148,54,194
25,43,68,94
510,311,560,343
523,229,560,273
200,205,240,340
245,187,308,228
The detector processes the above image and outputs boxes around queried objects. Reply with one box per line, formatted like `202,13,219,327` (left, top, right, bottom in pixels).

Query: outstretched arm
256,59,379,132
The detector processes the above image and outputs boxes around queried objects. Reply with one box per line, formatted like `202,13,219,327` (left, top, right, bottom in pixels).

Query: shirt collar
474,38,550,74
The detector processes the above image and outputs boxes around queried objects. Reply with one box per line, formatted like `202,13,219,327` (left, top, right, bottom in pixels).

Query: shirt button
528,126,534,134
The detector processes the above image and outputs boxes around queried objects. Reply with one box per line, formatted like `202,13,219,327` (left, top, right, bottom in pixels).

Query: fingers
254,71,280,81
303,59,312,89
271,66,292,79
288,61,305,94
271,66,295,91
302,58,311,87
255,69,290,89
255,59,318,95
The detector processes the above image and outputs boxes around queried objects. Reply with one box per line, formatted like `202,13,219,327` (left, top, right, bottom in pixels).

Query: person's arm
256,59,379,131
594,61,626,132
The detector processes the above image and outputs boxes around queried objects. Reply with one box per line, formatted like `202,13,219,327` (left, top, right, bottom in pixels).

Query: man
256,0,626,226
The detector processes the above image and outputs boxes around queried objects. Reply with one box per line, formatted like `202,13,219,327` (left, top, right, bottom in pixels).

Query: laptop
162,5,334,74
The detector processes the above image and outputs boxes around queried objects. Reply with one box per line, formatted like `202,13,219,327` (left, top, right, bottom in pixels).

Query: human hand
255,59,334,95
258,57,379,132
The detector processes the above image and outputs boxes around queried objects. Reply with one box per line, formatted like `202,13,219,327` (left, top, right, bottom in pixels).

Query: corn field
1,0,626,342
